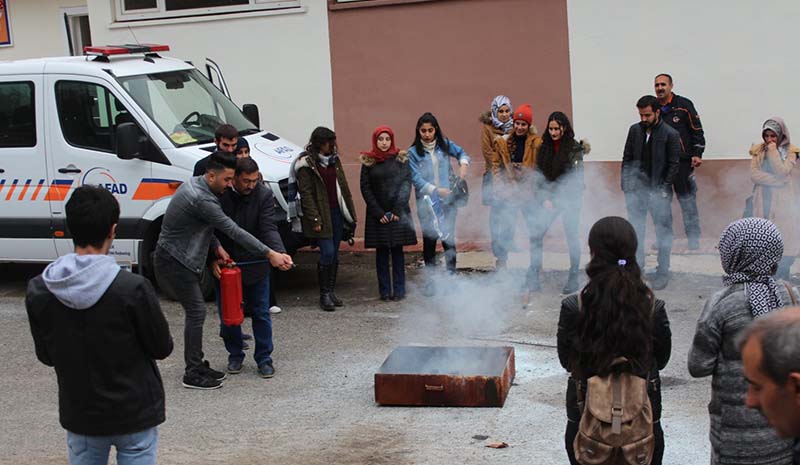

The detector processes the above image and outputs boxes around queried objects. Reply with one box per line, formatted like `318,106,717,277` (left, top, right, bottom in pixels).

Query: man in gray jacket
155,151,293,390
621,95,681,290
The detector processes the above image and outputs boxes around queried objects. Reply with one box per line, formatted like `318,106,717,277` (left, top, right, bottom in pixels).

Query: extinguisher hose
232,259,296,268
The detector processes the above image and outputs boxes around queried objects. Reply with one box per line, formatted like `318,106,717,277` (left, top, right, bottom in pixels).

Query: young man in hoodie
155,151,293,389
26,186,173,465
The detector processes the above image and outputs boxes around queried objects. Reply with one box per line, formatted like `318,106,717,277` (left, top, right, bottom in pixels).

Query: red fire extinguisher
220,260,244,326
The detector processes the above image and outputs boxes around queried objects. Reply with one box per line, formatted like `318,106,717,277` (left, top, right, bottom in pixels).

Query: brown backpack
573,297,655,465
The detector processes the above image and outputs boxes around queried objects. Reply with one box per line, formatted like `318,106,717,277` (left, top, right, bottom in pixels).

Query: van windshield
118,69,257,147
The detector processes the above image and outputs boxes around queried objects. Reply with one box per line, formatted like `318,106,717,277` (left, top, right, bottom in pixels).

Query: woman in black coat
557,216,671,465
360,126,417,300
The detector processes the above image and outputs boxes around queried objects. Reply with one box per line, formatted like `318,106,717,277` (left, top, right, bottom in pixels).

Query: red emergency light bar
83,44,170,57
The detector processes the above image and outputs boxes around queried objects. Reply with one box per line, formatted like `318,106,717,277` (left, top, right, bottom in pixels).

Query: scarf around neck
317,153,337,168
719,217,784,318
763,117,791,161
422,139,437,154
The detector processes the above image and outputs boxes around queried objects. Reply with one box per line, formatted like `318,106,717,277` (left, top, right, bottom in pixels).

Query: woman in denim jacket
407,112,470,295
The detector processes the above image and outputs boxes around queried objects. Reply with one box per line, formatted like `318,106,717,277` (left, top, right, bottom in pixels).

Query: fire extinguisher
220,260,244,326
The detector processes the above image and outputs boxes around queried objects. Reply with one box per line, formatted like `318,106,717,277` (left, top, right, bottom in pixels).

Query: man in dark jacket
655,74,706,250
26,186,173,465
621,95,681,290
193,123,239,176
215,158,290,378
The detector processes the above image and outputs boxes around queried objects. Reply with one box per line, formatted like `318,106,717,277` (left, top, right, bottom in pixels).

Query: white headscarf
491,95,513,134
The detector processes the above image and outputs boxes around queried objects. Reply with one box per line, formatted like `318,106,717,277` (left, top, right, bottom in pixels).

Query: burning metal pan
374,346,515,407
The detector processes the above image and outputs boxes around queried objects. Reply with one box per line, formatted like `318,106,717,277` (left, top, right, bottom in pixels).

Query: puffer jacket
479,111,506,170
534,138,591,203
359,151,417,249
295,151,357,239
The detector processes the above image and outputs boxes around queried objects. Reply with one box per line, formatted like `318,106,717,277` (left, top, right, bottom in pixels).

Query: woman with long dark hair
531,111,590,294
557,216,671,465
295,127,357,311
360,126,417,301
407,112,470,295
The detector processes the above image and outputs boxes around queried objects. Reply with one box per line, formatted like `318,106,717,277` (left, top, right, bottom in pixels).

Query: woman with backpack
407,112,471,295
359,125,417,301
688,217,795,465
295,127,357,312
557,216,672,465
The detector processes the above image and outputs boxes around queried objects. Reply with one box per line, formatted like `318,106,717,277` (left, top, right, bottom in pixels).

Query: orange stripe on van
5,179,18,201
30,179,45,201
44,180,74,201
17,179,32,201
132,178,182,201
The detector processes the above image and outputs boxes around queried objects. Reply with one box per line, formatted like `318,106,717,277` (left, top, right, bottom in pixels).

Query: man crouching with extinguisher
155,151,293,390
213,157,291,379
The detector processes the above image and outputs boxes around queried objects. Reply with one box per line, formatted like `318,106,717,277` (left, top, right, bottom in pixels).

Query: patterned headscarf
491,95,514,134
719,218,784,318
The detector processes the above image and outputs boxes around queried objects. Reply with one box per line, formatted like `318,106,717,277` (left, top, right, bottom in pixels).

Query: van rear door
0,74,57,261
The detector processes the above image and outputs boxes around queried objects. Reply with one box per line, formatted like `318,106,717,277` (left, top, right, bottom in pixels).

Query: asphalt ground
0,250,730,464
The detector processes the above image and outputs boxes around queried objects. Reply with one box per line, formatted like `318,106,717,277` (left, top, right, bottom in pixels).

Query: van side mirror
243,104,260,128
116,122,142,160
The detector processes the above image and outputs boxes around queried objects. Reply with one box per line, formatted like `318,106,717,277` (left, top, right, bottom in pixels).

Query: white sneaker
269,306,282,314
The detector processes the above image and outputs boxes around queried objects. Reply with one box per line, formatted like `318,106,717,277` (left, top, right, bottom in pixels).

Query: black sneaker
227,359,243,374
201,360,227,381
258,363,275,378
182,372,223,390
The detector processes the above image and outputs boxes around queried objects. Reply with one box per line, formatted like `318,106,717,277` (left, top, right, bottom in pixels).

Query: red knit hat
513,104,533,125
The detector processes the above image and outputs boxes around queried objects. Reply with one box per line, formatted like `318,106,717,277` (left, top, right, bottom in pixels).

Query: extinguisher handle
224,259,235,268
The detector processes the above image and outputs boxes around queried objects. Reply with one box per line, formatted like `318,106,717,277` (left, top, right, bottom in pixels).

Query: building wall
85,0,334,147
567,0,800,160
0,0,86,60
328,0,573,242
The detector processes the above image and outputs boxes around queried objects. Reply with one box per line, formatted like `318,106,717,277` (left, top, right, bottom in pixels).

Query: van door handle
0,168,4,173
58,167,82,174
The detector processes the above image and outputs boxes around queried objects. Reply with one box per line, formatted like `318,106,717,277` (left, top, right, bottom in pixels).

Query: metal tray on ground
374,346,515,407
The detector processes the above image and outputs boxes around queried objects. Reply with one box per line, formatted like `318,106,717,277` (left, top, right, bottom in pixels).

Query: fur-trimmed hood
750,142,800,157
578,139,592,155
479,110,493,125
360,150,408,167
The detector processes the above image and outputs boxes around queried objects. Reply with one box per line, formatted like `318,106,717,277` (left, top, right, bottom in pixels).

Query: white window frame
115,0,301,22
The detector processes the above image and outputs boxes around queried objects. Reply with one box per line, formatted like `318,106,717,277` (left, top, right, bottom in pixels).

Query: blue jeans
218,276,273,367
376,246,405,297
67,427,158,465
318,207,344,266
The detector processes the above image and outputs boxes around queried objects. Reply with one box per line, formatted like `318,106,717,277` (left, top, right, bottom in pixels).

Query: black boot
318,264,335,311
561,269,580,295
329,260,343,307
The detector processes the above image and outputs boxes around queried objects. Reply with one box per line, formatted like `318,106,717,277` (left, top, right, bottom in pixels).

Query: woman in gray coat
688,217,796,465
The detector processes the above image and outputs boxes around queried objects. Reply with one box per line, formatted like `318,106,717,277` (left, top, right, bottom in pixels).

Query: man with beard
655,74,706,250
621,95,681,290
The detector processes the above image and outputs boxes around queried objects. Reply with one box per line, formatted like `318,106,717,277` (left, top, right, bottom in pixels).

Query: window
55,81,133,153
116,0,301,21
118,69,256,147
0,82,36,148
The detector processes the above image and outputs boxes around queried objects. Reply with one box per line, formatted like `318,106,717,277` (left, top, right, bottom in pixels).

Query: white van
0,44,304,284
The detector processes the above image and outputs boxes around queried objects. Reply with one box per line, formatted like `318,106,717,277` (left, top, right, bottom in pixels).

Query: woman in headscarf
750,117,800,280
688,217,797,465
531,111,590,295
360,126,417,301
480,96,514,269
